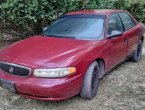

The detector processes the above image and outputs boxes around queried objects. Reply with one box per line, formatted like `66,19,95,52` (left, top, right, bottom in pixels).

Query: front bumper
0,70,83,101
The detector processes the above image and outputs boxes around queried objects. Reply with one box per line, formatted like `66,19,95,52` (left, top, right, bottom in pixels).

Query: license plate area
0,78,16,93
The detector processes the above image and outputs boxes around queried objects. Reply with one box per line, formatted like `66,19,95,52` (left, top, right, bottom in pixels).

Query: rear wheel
80,61,100,100
131,40,142,62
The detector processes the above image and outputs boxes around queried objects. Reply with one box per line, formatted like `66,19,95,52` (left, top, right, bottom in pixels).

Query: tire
131,40,143,62
98,61,105,79
80,61,100,100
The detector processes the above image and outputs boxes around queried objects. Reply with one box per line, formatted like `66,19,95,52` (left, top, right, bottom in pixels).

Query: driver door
107,14,128,68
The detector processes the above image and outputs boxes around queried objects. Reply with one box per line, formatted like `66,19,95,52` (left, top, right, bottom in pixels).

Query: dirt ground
0,43,145,110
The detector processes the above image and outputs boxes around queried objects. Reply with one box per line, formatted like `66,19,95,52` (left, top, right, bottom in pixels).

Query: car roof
67,9,124,16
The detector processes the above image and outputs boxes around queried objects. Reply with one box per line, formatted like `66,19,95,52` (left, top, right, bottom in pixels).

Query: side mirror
108,30,123,39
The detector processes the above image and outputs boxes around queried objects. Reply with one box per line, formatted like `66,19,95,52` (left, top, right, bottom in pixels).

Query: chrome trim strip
0,61,31,77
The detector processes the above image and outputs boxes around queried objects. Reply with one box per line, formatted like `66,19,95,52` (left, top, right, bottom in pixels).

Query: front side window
42,15,106,40
107,14,123,35
119,13,136,31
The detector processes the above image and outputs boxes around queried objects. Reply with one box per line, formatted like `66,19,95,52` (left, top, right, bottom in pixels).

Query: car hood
0,36,98,68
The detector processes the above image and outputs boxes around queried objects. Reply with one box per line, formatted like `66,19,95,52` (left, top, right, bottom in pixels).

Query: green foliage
113,0,145,23
0,0,96,38
0,0,145,39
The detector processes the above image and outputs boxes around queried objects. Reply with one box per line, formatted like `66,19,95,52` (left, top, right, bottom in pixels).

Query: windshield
42,15,106,40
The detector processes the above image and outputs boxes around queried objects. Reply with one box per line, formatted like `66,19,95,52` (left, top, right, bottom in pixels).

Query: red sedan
0,10,145,101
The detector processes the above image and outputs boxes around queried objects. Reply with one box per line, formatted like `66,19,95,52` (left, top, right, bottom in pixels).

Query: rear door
107,14,128,68
118,13,140,56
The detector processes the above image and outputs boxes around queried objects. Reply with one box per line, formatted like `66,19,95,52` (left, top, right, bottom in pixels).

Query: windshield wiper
41,34,76,39
56,36,76,39
39,33,49,37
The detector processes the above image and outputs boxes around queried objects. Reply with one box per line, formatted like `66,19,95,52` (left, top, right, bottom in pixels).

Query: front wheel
80,61,100,100
131,40,143,62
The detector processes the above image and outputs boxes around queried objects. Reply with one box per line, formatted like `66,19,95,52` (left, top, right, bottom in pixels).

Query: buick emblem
9,67,14,73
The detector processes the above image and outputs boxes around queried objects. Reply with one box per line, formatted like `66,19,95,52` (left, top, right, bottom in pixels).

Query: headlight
33,67,76,78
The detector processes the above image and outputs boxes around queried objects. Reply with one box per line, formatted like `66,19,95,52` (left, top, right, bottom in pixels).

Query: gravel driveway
0,44,145,110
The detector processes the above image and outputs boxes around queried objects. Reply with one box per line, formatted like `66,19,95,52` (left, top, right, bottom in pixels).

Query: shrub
0,0,95,39
113,0,145,23
0,0,145,39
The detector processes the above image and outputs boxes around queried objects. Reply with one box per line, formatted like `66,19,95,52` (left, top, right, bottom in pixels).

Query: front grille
0,62,31,77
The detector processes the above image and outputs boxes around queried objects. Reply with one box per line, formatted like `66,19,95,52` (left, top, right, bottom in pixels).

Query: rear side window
119,13,136,31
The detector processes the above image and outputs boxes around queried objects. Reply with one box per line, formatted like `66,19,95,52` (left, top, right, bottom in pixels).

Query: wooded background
0,0,145,39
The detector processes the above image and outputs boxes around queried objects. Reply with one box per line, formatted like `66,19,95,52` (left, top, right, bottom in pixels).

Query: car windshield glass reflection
42,16,105,40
